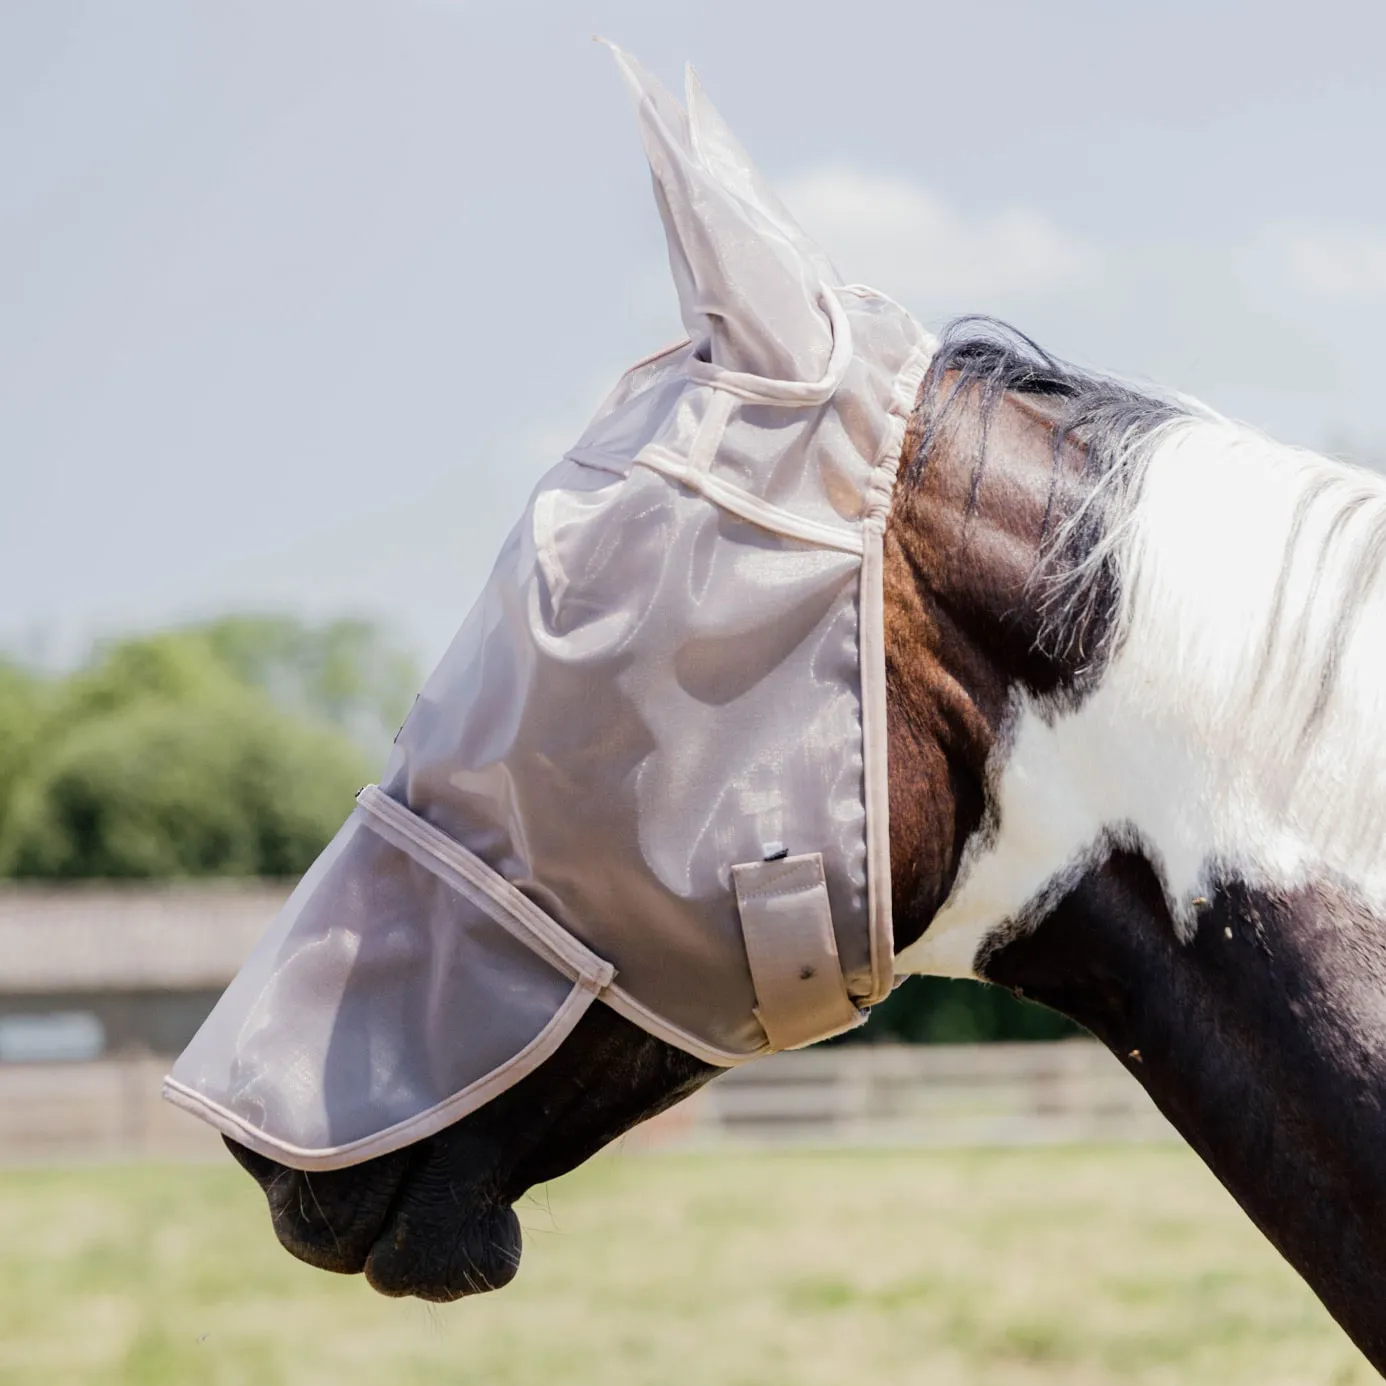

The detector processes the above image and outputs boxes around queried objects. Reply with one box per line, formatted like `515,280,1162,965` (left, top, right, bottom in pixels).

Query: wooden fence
680,1039,1175,1148
0,1056,223,1162
0,1040,1175,1163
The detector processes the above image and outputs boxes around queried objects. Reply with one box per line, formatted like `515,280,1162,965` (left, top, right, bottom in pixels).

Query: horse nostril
364,1202,522,1302
224,1137,409,1277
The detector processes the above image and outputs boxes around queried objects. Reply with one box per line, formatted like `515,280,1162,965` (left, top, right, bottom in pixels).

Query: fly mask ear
606,43,844,390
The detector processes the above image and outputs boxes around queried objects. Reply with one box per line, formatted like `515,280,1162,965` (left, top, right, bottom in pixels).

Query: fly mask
163,45,934,1171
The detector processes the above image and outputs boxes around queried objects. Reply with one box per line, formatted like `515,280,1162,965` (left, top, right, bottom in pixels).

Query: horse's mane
906,317,1386,859
906,316,1193,675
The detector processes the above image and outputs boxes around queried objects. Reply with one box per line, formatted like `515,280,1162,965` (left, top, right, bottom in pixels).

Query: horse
194,50,1386,1373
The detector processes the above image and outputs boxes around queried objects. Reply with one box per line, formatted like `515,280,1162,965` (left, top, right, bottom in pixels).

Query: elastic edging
160,981,601,1172
860,338,935,1001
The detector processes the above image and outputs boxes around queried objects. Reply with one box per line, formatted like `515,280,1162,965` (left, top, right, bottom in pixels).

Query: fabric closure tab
732,852,863,1051
354,785,616,993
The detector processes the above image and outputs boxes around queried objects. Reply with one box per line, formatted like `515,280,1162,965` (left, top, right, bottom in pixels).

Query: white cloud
764,163,1386,459
781,165,1093,305
1265,225,1386,298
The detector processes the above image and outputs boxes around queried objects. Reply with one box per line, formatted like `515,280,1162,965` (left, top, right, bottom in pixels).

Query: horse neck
884,383,1099,947
983,847,1386,1373
888,381,1386,1369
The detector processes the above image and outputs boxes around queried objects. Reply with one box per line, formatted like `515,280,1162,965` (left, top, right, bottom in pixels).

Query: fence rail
0,1056,222,1162
680,1040,1175,1149
0,1039,1175,1163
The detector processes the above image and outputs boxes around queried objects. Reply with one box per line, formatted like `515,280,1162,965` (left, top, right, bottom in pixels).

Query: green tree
0,616,408,880
0,692,363,879
198,615,417,750
0,660,46,844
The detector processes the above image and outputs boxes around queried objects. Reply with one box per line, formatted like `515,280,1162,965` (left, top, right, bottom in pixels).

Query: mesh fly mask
164,45,934,1170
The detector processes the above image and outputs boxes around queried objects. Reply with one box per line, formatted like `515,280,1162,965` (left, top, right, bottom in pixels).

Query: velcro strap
732,853,863,1051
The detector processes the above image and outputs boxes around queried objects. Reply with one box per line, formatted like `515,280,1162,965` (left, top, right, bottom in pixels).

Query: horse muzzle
228,1134,522,1301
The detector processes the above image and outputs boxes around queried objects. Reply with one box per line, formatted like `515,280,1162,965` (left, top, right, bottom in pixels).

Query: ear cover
605,42,838,384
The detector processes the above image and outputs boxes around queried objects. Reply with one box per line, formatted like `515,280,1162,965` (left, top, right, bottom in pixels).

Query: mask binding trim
161,979,601,1172
357,786,767,1069
683,287,854,404
685,389,736,476
354,785,614,992
860,332,936,1000
634,445,865,554
597,982,766,1066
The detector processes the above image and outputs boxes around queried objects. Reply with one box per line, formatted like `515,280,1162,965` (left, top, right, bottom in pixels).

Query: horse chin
227,1004,717,1300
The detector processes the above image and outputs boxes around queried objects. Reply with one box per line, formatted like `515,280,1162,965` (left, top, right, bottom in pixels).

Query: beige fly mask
164,44,934,1170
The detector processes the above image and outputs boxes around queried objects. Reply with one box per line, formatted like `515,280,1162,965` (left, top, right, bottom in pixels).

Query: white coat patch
894,418,1386,978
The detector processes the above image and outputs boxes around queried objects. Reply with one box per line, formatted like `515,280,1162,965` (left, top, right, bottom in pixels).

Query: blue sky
5,0,1386,668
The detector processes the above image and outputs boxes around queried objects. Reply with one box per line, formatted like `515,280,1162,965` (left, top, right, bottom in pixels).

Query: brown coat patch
884,377,1091,949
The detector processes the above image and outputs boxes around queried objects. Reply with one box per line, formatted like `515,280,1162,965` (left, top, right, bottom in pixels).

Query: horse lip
363,1195,522,1301
225,1135,528,1300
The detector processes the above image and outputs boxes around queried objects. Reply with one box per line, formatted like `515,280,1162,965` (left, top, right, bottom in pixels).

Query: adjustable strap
732,852,862,1051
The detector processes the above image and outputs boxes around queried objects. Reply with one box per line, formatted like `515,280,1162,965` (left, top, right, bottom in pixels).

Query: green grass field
0,1146,1371,1386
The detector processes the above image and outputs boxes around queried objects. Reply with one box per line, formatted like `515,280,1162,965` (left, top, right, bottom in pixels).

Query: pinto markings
896,398,1386,978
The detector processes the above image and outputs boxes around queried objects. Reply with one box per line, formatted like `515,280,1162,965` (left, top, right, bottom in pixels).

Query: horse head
168,47,1386,1373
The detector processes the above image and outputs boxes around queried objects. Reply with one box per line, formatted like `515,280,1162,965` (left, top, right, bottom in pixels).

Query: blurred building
0,883,1172,1161
0,883,285,1160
